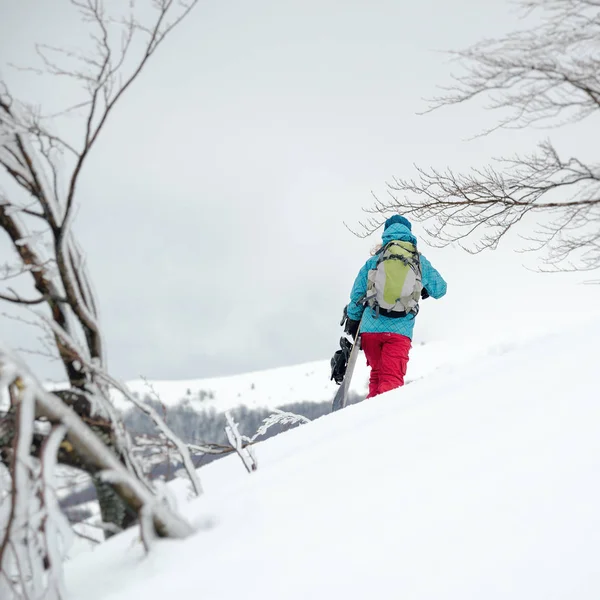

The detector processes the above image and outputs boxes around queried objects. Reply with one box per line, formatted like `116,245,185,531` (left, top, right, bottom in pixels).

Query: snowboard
331,336,361,412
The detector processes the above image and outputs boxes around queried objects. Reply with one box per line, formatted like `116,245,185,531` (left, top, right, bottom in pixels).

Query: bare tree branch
224,411,258,473
0,287,67,306
62,0,199,229
0,2,202,590
367,0,600,273
0,341,195,539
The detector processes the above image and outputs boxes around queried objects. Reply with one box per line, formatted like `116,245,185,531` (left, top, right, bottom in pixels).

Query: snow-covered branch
224,412,258,474
0,340,195,599
251,409,311,442
102,377,203,496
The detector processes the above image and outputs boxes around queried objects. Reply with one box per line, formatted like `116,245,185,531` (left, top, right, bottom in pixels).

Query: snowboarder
342,215,447,399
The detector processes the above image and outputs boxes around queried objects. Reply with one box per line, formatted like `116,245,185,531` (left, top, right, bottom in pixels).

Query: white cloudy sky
1,0,598,383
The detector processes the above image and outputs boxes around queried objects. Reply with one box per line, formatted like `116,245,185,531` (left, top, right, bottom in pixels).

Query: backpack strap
374,304,419,319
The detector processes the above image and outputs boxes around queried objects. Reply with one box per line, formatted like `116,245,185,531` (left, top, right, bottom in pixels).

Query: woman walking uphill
343,215,447,398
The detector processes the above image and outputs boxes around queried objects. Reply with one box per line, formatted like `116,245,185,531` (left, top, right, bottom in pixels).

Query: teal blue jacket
346,223,447,339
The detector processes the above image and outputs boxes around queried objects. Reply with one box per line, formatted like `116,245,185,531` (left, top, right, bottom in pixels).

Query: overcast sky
1,0,598,384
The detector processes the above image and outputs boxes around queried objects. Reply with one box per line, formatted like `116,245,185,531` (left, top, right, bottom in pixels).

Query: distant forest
122,391,365,447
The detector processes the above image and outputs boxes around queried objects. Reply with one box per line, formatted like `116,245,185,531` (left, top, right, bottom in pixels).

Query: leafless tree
1,1,201,597
0,342,194,599
364,0,600,274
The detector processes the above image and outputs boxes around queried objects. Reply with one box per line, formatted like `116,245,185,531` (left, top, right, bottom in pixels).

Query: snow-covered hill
119,331,544,413
65,315,600,600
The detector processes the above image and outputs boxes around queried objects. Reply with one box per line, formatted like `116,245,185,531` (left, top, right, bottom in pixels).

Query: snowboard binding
330,336,353,385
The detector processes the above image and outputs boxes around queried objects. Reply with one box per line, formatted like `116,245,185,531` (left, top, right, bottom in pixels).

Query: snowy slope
65,316,600,600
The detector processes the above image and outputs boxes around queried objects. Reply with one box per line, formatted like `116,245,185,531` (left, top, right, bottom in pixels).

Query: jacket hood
382,222,417,246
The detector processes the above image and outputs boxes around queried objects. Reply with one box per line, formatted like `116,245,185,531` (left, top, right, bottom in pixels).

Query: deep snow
64,315,600,600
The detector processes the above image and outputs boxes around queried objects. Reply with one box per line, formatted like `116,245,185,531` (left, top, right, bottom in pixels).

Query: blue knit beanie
384,215,412,231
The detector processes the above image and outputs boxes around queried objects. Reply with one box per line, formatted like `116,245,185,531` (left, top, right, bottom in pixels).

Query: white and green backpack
366,240,422,317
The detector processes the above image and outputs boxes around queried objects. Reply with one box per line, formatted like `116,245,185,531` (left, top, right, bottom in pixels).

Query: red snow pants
360,332,412,398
